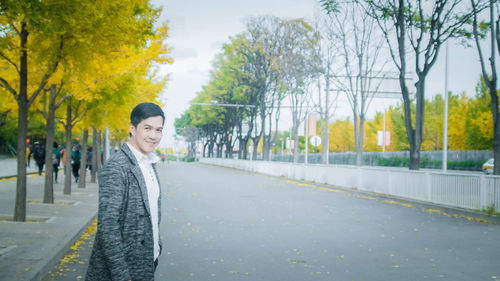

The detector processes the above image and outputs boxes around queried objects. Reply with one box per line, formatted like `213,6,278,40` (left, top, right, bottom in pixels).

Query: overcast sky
153,0,491,148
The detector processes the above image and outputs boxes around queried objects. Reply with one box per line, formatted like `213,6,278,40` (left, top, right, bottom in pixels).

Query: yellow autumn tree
448,92,470,150
421,95,444,151
329,118,355,152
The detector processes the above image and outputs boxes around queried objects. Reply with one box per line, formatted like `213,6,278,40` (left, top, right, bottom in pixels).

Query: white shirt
127,142,161,261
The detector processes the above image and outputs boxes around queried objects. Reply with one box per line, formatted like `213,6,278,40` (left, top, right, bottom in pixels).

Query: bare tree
356,0,478,170
280,19,321,163
313,16,340,165
471,0,500,174
326,2,388,166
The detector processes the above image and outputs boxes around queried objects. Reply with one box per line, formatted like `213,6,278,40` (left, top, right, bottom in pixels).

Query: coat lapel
121,144,152,217
152,163,161,222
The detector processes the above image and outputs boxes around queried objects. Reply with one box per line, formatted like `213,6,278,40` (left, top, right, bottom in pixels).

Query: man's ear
129,124,135,137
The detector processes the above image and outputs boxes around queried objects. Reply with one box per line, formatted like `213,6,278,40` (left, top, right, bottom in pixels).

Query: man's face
129,116,164,155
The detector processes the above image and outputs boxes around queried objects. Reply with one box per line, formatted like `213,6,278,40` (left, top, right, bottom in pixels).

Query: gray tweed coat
86,144,162,281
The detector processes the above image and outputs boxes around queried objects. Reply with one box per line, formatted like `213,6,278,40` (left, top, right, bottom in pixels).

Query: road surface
45,161,500,281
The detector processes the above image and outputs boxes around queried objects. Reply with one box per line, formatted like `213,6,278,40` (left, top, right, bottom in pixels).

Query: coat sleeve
97,161,132,281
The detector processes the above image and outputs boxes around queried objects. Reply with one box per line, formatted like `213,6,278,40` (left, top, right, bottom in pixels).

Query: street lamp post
443,41,449,172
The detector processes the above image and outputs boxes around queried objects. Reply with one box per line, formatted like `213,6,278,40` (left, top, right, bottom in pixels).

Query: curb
0,172,40,181
31,210,97,281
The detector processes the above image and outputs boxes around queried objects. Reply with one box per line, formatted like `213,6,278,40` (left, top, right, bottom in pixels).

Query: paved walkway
0,158,40,178
0,167,98,281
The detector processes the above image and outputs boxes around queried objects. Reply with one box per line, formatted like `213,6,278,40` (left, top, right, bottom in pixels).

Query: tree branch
0,76,18,99
28,39,64,107
0,51,20,73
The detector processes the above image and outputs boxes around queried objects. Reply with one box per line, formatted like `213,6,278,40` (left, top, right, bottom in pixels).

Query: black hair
53,141,58,148
130,103,165,136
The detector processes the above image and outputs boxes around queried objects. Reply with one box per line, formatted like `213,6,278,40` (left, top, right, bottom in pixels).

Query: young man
71,145,81,183
33,142,45,176
52,142,61,183
86,103,164,281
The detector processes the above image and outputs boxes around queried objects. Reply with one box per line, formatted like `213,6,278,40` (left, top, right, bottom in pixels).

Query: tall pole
104,125,110,162
324,77,330,165
443,41,449,172
305,112,308,164
382,111,386,153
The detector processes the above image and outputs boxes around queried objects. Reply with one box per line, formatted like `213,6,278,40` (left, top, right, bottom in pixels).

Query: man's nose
149,130,161,138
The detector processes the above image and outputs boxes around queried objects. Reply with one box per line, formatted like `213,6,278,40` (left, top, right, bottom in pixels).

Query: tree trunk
494,128,500,175
208,142,214,158
242,135,250,159
491,85,500,174
43,85,57,203
90,126,98,183
407,78,425,170
14,103,28,221
225,140,232,158
261,115,270,161
251,136,260,160
63,101,72,195
262,135,270,161
78,129,88,188
237,136,243,159
409,146,420,170
14,22,29,222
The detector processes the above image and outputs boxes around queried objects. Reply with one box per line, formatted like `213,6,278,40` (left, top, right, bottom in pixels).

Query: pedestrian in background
86,146,93,172
33,142,45,176
26,141,32,167
71,145,81,183
86,102,165,281
60,146,66,173
52,142,61,183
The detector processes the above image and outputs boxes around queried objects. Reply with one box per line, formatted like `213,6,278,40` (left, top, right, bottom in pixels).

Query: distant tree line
176,0,498,173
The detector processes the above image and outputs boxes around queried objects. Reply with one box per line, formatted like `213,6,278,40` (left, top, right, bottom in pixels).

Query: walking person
71,145,81,183
60,146,66,173
52,142,61,183
86,146,93,172
86,102,165,281
26,141,32,167
33,142,45,176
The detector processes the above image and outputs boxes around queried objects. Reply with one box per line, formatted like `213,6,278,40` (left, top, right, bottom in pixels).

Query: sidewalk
0,168,98,281
0,158,43,178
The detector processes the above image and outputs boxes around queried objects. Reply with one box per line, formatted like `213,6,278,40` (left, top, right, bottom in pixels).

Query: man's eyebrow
143,123,163,129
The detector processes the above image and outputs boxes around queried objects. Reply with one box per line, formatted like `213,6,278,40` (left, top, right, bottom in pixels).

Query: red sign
308,113,316,137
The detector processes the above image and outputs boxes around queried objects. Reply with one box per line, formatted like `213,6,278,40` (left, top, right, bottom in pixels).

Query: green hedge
180,157,196,162
376,157,484,171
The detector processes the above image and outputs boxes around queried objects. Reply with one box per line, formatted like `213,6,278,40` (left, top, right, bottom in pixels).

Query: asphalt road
45,161,500,281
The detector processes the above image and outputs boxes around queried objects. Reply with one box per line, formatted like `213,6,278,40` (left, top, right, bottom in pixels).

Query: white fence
200,158,500,213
